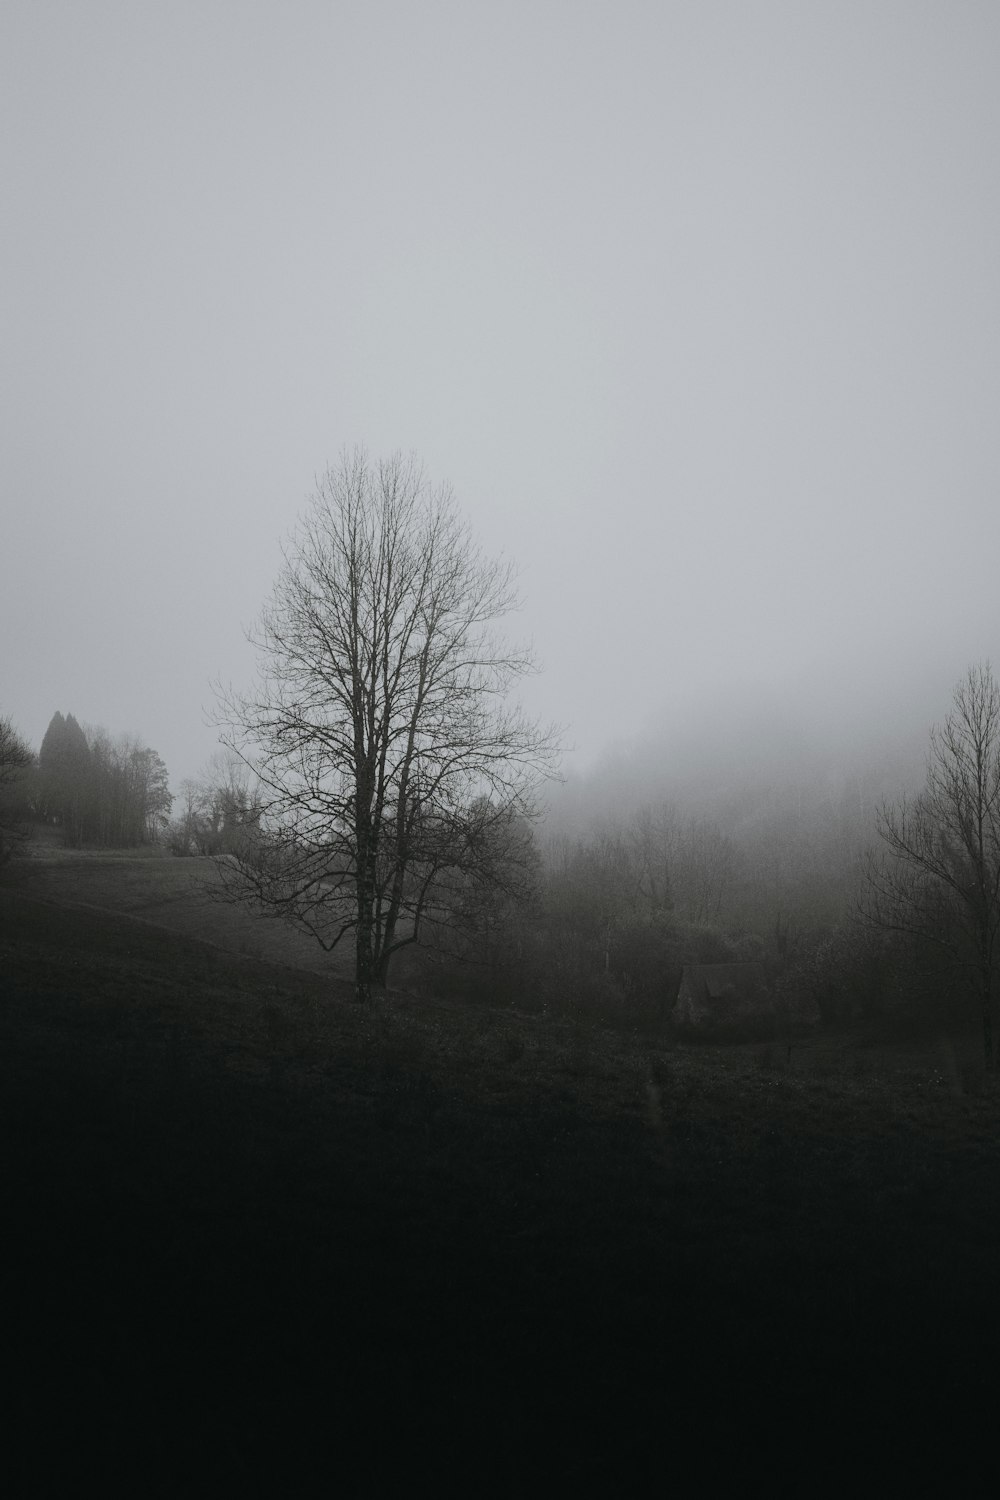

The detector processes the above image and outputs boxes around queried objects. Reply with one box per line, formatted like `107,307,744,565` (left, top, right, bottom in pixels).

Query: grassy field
11,833,356,973
4,845,1000,1493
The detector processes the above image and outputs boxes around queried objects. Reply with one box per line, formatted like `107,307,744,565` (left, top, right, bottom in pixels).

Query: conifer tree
39,711,91,844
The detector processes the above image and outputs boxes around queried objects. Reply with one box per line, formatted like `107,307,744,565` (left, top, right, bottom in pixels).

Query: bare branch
211,448,561,1000
861,663,1000,1065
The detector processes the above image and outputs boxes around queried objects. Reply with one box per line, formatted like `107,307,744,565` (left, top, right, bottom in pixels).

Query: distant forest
0,710,263,863
1,710,172,852
1,665,997,1064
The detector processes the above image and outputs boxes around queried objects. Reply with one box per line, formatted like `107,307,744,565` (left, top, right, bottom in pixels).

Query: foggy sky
3,2,999,795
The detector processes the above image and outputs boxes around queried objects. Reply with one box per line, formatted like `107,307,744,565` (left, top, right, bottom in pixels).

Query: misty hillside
4,4,1000,1485
546,676,939,835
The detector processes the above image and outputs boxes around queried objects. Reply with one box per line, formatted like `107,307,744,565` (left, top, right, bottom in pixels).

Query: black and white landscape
3,3,1000,1492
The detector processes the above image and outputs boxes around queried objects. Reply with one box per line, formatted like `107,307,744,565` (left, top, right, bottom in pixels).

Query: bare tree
863,664,1000,1066
168,753,260,856
0,713,34,863
214,449,560,1002
625,802,738,926
674,814,738,925
0,714,33,786
625,803,676,917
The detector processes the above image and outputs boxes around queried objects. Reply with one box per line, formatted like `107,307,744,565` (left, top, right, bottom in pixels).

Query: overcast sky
3,1,999,793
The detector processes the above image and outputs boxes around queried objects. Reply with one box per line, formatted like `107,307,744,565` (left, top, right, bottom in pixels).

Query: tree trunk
355,826,376,1004
355,924,373,1004
373,948,393,990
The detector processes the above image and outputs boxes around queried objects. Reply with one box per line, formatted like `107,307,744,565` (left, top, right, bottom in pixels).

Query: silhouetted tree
169,752,261,855
38,711,91,844
0,713,34,863
863,664,1000,1066
215,449,560,1002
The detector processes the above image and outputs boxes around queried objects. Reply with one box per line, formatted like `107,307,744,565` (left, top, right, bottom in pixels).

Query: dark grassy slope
8,843,355,975
3,882,999,1494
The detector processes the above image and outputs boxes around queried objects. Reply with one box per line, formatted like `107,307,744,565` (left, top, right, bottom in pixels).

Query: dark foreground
3,883,999,1494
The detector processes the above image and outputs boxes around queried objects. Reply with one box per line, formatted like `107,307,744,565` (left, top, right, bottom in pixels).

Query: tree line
168,752,262,857
0,710,173,853
4,446,999,1064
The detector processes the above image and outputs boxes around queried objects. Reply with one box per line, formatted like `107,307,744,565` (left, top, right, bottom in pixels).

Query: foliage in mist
35,711,172,848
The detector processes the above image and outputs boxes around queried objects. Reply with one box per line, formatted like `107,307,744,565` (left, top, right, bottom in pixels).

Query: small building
673,962,771,1035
